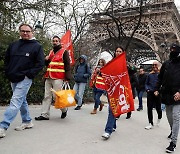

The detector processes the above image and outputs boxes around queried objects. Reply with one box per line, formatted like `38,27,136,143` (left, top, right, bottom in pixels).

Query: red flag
100,53,134,117
61,30,75,66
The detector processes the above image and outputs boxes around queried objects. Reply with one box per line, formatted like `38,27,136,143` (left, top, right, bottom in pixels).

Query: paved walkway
0,98,179,154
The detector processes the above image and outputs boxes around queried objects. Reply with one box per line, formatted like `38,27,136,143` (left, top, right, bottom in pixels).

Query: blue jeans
137,90,145,109
73,82,86,106
93,87,104,109
105,106,116,134
161,103,166,111
0,77,32,130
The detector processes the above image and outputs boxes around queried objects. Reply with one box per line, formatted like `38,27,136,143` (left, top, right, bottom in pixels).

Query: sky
175,0,180,10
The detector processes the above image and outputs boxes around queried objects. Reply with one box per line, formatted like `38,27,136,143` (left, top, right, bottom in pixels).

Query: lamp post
35,21,43,35
160,42,169,62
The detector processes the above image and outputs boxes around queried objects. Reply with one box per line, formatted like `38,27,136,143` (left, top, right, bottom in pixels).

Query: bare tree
95,0,144,53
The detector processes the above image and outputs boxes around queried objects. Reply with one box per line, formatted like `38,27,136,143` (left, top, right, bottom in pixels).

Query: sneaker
0,128,6,138
113,128,116,132
137,108,143,111
168,132,172,139
74,106,81,110
102,132,110,139
61,110,67,119
35,116,49,121
145,123,154,130
14,121,34,131
156,119,161,126
166,142,176,153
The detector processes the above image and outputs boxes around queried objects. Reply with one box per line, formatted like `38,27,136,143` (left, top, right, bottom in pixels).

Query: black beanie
169,44,180,61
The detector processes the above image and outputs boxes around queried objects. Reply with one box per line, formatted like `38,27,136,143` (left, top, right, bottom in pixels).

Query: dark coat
74,55,91,83
128,66,138,99
145,72,159,92
5,39,44,83
137,73,147,92
156,60,180,105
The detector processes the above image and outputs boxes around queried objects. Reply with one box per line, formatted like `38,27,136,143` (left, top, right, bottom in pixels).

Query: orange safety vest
95,75,106,90
44,49,65,79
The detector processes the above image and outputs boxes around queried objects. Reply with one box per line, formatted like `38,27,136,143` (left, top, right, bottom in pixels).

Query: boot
99,103,104,111
126,112,131,119
90,109,97,114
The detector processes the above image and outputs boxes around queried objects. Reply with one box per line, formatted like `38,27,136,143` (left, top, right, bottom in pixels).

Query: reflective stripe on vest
95,76,106,90
96,81,105,85
49,62,64,65
96,76,104,80
96,76,105,85
47,68,65,72
96,77,105,84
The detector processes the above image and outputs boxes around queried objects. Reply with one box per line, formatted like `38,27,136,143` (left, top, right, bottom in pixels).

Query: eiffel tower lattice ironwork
88,0,180,64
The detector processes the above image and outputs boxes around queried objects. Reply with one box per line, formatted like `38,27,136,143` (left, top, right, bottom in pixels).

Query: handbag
51,82,76,109
100,94,108,103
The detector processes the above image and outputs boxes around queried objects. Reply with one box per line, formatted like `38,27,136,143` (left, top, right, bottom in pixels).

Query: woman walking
90,59,106,114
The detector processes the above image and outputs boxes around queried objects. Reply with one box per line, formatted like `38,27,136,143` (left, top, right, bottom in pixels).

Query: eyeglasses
20,30,32,33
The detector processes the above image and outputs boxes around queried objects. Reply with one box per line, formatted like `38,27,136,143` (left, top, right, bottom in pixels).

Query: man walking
35,35,71,120
145,61,162,130
155,44,180,153
0,23,44,138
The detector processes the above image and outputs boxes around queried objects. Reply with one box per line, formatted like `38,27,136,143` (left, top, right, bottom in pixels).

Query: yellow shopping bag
51,82,76,109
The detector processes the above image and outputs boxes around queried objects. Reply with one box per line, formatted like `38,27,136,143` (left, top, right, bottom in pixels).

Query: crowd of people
0,23,180,153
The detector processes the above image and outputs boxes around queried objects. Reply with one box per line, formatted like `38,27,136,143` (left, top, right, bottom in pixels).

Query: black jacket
128,66,138,99
137,73,147,92
5,39,44,83
156,60,180,105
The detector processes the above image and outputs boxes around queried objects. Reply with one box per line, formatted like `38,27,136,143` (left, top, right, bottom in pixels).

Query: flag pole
95,47,102,67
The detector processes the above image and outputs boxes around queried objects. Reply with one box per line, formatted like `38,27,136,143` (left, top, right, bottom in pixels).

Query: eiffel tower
88,0,180,64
